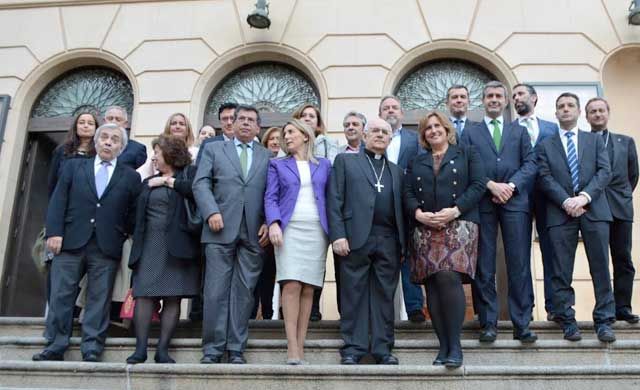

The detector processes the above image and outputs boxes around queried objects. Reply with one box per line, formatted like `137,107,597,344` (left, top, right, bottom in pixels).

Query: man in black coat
33,123,141,362
537,92,616,342
586,97,639,324
195,102,238,165
328,117,405,365
103,106,147,170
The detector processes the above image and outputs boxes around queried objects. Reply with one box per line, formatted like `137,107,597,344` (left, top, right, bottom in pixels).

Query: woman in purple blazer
264,119,331,365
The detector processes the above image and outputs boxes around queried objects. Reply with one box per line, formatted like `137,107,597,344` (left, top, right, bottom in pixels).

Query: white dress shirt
234,137,253,172
386,128,402,164
94,155,117,185
483,116,504,138
558,126,591,203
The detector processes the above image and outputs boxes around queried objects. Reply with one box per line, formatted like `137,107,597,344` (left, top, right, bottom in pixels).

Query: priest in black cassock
328,117,405,365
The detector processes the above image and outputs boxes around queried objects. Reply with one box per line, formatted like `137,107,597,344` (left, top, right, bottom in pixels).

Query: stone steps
2,317,640,340
1,361,639,390
1,336,639,366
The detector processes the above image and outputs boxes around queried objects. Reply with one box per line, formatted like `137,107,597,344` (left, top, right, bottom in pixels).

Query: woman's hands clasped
415,207,461,229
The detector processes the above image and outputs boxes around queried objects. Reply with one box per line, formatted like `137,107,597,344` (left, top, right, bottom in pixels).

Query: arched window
205,62,319,128
29,66,133,131
394,60,496,125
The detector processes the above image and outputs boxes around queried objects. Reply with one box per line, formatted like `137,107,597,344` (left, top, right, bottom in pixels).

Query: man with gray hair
460,81,537,343
339,111,366,154
33,123,142,362
103,106,147,169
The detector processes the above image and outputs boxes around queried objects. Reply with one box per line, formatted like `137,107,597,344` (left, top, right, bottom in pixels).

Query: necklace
365,154,386,192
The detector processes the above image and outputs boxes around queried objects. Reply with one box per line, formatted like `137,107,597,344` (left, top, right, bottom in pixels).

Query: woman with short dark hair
126,135,200,364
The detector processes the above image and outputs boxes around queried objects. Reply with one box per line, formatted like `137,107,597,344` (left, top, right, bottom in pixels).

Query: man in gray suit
586,97,639,324
193,105,271,364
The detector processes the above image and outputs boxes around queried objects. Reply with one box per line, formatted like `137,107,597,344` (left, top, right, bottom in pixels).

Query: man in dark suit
460,81,537,343
446,84,480,138
378,95,425,323
33,123,141,362
196,102,238,165
328,117,405,365
586,97,639,324
103,106,147,169
537,92,616,342
511,83,560,321
193,105,271,364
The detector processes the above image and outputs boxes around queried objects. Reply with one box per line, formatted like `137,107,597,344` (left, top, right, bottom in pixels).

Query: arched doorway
0,66,133,316
204,62,320,131
394,59,499,128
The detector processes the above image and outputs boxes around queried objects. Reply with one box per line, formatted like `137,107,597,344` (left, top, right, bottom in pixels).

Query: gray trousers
202,218,264,356
44,236,119,355
339,232,400,360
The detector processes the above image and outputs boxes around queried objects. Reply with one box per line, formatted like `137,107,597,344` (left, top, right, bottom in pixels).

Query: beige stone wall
0,0,639,320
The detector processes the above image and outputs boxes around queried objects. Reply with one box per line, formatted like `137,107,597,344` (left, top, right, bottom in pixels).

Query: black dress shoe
595,325,616,343
376,354,399,365
546,313,562,323
82,352,100,362
154,351,176,364
228,351,246,364
444,357,463,369
310,311,322,322
479,325,497,342
616,311,640,324
432,355,446,366
513,327,538,344
200,354,221,364
126,352,147,364
32,350,64,361
408,310,426,323
562,324,582,341
340,355,359,365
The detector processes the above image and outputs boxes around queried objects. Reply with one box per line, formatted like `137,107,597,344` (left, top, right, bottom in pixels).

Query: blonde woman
264,119,331,364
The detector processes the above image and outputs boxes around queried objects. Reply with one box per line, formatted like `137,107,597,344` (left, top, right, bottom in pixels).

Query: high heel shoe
154,351,176,364
286,358,302,365
126,352,147,364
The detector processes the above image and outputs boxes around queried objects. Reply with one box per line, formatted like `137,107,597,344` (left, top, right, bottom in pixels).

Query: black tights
425,271,465,360
133,297,181,360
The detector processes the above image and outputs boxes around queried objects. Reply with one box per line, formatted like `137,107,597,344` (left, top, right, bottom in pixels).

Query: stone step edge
2,336,639,350
2,317,639,331
2,360,640,377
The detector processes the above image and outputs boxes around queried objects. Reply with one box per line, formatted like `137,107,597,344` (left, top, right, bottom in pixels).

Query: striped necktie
565,132,579,193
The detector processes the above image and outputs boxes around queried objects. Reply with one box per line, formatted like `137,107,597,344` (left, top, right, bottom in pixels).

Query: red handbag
120,289,161,322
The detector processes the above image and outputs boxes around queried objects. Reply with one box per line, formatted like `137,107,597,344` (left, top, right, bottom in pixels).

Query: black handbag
181,170,203,234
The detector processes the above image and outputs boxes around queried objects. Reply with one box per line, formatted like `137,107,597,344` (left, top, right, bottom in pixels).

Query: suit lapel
577,130,586,165
356,151,377,188
246,142,266,183
610,132,620,170
499,122,512,153
309,159,319,178
223,141,244,179
83,159,99,200
100,162,124,199
284,156,300,179
478,121,498,155
550,133,571,173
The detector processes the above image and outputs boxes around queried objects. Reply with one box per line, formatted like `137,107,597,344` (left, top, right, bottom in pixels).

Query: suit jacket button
453,181,457,185
90,218,95,223
421,200,425,204
453,168,457,173
97,203,101,207
418,188,422,192
450,160,454,164
497,158,501,162
417,177,421,181
452,194,456,198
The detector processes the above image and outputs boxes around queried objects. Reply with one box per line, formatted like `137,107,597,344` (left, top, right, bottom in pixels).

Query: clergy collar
364,148,385,160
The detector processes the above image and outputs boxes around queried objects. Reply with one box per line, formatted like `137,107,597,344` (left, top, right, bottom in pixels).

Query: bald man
328,117,405,365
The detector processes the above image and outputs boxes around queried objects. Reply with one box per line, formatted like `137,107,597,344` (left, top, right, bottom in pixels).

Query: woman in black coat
404,111,485,368
126,135,200,364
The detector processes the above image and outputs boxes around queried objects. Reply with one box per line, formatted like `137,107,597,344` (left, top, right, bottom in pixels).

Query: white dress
275,161,328,288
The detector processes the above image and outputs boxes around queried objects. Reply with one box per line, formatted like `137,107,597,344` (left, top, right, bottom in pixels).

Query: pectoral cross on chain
374,182,384,192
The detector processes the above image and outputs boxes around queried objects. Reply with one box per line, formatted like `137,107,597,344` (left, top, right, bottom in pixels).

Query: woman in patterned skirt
404,111,485,368
126,135,200,364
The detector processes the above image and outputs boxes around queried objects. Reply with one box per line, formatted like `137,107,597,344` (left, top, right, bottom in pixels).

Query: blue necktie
454,119,463,136
565,132,579,193
95,161,111,198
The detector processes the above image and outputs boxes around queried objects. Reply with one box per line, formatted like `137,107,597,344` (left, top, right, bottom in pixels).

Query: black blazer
46,158,142,259
605,131,638,221
404,144,485,225
328,150,405,252
460,120,536,213
47,145,94,198
537,130,612,227
118,139,148,170
129,165,200,268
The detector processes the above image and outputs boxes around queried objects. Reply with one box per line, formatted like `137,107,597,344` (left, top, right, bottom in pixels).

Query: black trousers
609,219,636,313
44,236,119,355
252,244,276,319
549,218,615,325
339,232,400,360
